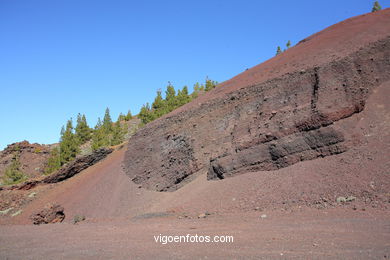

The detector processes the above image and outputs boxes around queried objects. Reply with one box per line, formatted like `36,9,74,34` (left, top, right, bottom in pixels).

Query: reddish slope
179,8,390,108
0,81,389,259
123,9,390,191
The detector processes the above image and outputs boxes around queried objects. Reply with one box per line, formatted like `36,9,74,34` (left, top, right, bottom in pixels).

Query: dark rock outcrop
123,11,390,191
30,203,65,225
3,148,113,191
43,148,113,184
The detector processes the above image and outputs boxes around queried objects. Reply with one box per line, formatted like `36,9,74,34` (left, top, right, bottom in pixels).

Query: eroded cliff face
124,11,390,192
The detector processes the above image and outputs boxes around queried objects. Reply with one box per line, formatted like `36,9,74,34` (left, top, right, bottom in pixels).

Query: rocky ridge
124,10,390,191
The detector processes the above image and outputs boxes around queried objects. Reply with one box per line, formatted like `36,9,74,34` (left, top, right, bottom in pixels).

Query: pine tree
152,90,167,117
91,118,109,151
59,119,79,165
191,82,202,99
177,86,190,106
44,147,61,175
102,107,113,133
2,151,27,185
125,110,132,121
111,120,126,145
205,77,217,91
75,113,91,144
372,1,382,12
286,40,291,49
165,83,177,111
276,46,282,55
139,103,154,124
117,113,126,122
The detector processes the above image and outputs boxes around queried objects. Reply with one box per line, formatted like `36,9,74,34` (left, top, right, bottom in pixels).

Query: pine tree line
138,77,218,125
43,77,218,175
44,108,130,174
91,108,128,151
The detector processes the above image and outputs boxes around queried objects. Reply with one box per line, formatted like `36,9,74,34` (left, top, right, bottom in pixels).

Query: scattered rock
337,196,356,203
28,192,37,198
11,209,22,217
30,203,65,225
73,215,86,224
198,213,207,219
0,207,14,215
260,214,267,219
337,197,347,203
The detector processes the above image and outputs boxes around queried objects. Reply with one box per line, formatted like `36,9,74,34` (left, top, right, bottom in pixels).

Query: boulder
30,203,65,225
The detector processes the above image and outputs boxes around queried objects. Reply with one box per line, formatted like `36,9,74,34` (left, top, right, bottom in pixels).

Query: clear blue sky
0,0,388,150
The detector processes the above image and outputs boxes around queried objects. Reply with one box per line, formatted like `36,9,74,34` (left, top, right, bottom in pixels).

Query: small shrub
33,147,42,153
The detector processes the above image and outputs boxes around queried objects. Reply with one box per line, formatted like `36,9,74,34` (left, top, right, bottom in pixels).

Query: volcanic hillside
0,141,53,180
1,10,390,259
124,9,390,192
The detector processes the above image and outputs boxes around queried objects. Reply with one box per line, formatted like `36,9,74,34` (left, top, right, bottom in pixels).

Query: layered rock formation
43,147,113,184
124,10,390,191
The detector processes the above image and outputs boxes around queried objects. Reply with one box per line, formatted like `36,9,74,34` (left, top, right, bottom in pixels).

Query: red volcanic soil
176,8,390,111
0,141,52,180
1,10,390,259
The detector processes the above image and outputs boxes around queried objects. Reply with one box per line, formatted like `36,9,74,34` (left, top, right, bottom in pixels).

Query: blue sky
0,0,388,149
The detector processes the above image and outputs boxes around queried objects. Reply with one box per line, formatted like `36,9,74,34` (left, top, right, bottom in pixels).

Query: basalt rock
123,11,390,191
30,203,65,225
43,148,113,184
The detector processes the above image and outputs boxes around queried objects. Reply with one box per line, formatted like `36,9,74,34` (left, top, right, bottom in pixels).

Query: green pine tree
75,113,92,144
372,1,382,12
117,113,126,122
138,103,154,124
286,40,291,49
205,77,217,91
152,90,167,117
2,151,27,185
91,118,109,151
111,120,126,145
44,147,61,175
276,46,282,55
125,110,132,121
177,86,190,106
191,82,202,99
59,119,79,165
102,107,113,133
165,83,177,111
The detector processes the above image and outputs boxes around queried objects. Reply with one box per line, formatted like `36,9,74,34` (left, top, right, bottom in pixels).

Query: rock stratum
124,10,390,191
